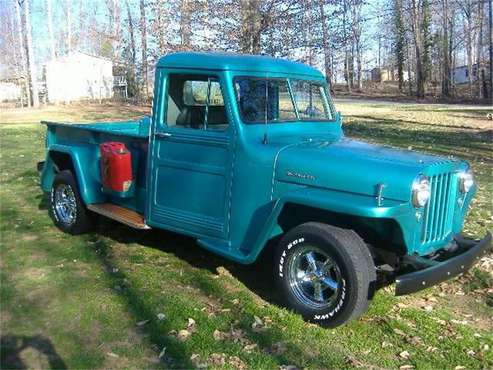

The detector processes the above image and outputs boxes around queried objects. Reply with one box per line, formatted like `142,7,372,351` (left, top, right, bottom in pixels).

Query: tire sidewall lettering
278,237,304,278
277,234,349,323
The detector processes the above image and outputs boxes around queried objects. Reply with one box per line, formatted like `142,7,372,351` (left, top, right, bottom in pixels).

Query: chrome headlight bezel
459,169,474,193
412,175,431,208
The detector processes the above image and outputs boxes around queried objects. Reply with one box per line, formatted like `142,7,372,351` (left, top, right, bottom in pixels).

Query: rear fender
41,144,105,204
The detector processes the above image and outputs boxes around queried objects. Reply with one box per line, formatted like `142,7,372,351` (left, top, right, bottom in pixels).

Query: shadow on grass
88,219,333,368
95,217,283,307
0,335,67,370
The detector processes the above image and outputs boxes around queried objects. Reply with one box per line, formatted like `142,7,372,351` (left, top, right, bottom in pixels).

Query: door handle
155,132,172,139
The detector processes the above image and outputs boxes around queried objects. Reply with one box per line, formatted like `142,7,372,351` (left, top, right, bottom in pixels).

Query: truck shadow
85,219,314,367
0,335,67,369
95,217,283,307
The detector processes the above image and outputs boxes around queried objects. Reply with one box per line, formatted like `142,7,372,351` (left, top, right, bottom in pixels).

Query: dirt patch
22,267,48,280
22,235,39,242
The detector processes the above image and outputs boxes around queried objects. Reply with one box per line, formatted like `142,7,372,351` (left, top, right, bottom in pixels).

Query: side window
166,74,228,131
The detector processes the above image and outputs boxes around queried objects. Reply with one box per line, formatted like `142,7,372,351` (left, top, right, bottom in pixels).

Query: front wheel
274,222,376,327
50,170,94,235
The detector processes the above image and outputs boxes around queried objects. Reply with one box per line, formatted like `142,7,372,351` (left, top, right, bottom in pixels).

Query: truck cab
39,52,491,327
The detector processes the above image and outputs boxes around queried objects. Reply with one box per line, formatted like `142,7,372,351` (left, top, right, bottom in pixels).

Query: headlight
412,175,431,207
459,170,474,193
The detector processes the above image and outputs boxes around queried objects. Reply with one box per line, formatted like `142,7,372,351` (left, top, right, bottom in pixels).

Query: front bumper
395,232,492,296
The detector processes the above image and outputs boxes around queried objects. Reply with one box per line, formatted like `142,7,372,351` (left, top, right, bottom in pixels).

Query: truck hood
274,137,461,202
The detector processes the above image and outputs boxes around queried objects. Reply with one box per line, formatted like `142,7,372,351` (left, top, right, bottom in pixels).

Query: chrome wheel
54,184,77,225
288,246,342,309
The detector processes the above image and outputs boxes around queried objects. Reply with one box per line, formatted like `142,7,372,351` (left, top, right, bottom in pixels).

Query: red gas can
100,142,133,193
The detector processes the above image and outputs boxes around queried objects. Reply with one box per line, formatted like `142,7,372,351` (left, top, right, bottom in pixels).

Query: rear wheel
274,222,376,327
50,170,94,234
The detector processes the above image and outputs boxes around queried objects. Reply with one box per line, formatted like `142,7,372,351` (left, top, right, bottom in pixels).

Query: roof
157,52,324,78
46,51,112,64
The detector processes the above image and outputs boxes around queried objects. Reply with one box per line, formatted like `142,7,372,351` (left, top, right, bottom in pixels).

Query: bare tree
46,0,55,59
152,0,168,54
125,0,137,68
441,0,452,97
180,0,192,49
14,0,30,106
106,0,121,59
140,0,148,98
393,0,405,91
351,0,363,90
343,0,352,92
66,0,72,53
409,0,425,98
318,0,333,86
475,0,485,98
22,0,39,107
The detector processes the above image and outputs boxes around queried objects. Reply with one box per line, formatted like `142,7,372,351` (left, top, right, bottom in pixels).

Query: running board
88,203,150,230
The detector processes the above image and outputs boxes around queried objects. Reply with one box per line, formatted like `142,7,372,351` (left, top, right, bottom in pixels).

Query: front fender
41,144,105,204
240,188,414,264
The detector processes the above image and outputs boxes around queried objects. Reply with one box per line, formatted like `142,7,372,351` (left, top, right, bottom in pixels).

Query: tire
274,222,376,328
50,170,94,234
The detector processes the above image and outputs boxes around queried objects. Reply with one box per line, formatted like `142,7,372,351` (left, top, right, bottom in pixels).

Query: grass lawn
1,101,492,369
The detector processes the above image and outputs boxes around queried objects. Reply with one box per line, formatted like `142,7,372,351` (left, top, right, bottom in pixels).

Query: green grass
1,102,492,369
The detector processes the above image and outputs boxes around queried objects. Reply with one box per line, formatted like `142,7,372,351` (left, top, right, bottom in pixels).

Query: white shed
45,52,113,103
0,81,22,101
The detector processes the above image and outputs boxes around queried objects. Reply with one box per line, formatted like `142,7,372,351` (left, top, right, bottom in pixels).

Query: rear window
183,80,224,106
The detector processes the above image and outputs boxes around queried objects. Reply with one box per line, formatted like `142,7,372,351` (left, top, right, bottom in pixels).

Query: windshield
234,77,333,124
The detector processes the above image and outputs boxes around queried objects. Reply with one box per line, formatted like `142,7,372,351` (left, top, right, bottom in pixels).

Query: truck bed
41,117,151,139
41,116,151,214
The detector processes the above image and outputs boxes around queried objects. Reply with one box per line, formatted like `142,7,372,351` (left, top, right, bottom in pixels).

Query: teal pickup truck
39,52,491,327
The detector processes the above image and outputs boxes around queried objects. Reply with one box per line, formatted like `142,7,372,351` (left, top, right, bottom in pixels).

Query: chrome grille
421,172,456,244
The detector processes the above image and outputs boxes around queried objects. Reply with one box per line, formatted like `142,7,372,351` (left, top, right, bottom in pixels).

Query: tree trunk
476,0,485,98
180,0,191,49
240,0,261,54
356,43,362,90
351,0,362,90
113,0,121,60
318,0,333,87
154,0,167,54
441,0,451,97
125,0,136,68
394,0,405,92
343,0,351,93
15,0,30,106
489,0,492,100
23,0,39,107
140,0,148,98
410,0,425,98
46,0,55,59
407,41,413,96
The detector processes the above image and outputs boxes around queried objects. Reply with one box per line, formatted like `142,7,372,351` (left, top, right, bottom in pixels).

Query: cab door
147,71,232,239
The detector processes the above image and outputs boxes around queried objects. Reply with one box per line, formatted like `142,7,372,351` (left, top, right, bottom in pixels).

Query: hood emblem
286,170,316,181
